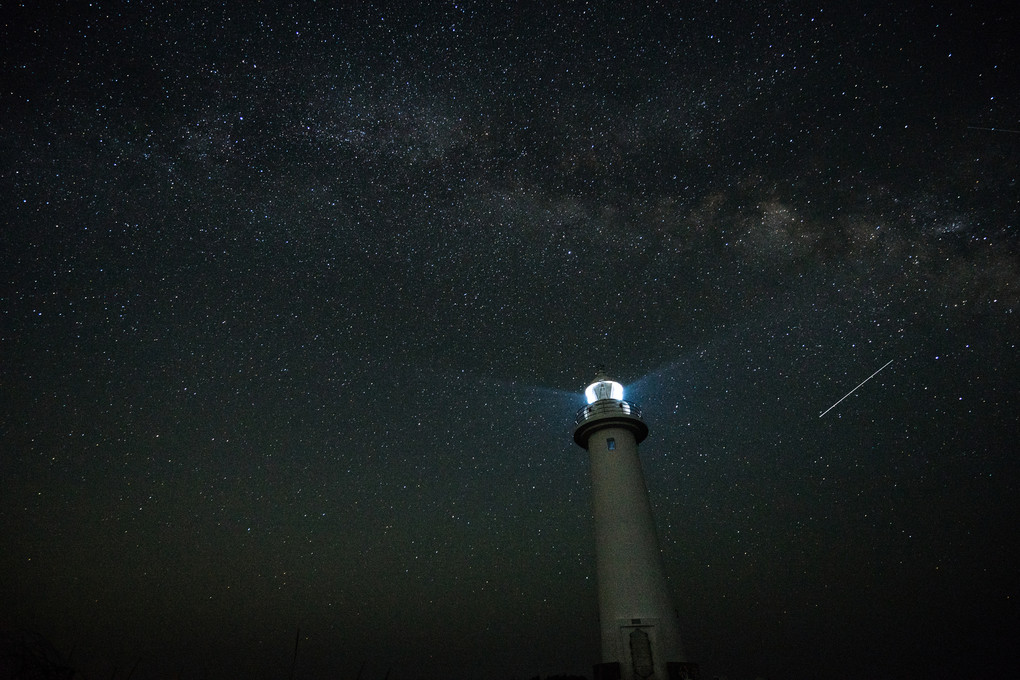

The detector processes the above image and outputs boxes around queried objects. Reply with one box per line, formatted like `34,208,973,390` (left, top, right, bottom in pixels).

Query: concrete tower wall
587,425,685,680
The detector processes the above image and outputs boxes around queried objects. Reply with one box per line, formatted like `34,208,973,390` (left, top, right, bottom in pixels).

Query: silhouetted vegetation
0,630,80,680
527,674,588,680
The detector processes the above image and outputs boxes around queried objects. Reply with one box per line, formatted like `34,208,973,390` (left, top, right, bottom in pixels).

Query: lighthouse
573,374,698,680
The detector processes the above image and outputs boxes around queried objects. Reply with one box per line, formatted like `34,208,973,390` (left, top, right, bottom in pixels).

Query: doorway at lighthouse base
593,619,700,680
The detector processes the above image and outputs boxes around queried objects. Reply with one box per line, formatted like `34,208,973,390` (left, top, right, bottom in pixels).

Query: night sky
2,2,1018,679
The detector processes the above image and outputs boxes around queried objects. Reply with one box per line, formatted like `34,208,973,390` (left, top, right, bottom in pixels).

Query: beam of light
819,359,894,418
449,369,578,401
627,349,711,398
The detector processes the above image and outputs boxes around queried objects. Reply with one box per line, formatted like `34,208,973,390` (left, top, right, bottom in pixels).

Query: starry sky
2,2,1018,679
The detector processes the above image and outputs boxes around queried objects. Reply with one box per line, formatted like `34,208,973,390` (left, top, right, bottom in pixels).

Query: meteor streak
967,125,1020,134
819,359,894,418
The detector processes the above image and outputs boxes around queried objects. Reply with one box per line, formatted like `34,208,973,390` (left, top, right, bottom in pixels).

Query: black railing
575,400,643,426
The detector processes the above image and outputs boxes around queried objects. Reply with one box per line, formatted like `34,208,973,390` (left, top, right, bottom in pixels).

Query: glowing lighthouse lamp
573,374,698,680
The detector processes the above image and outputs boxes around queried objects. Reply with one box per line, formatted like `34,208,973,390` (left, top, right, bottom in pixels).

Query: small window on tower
607,437,616,450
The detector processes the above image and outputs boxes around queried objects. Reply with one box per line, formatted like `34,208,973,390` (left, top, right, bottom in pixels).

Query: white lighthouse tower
573,373,698,680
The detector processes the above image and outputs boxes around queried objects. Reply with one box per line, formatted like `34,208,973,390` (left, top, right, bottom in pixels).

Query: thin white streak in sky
819,359,894,418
